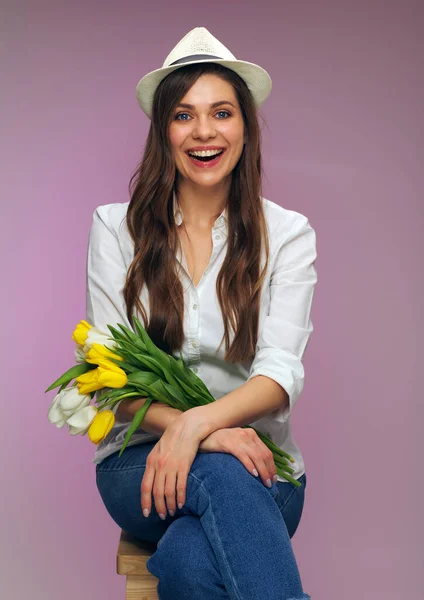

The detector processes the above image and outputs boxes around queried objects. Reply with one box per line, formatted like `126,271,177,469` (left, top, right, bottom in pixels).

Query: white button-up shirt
86,191,318,482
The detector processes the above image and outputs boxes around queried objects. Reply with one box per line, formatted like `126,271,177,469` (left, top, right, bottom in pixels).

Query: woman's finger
153,468,167,519
176,466,189,509
141,464,155,517
252,437,277,486
232,441,261,478
242,431,271,484
164,469,178,516
259,442,278,482
267,451,278,482
251,451,272,487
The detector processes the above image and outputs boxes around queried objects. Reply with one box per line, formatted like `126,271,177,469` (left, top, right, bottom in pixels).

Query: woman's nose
192,117,216,139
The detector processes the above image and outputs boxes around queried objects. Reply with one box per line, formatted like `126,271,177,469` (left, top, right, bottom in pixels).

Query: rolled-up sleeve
246,213,318,423
86,205,134,418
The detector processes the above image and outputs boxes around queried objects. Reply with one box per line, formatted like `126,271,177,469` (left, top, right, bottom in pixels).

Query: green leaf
166,359,199,388
132,316,179,372
106,323,135,344
114,323,147,352
103,356,139,372
45,362,95,392
105,325,146,357
133,353,165,377
172,353,188,375
111,338,143,357
127,371,159,387
98,393,143,410
96,385,131,401
115,336,146,357
160,368,180,389
147,379,173,404
161,381,190,410
167,356,186,377
176,375,212,405
118,397,155,457
132,316,164,363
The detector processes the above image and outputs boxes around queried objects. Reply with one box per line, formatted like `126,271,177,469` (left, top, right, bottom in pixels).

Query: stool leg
125,574,159,600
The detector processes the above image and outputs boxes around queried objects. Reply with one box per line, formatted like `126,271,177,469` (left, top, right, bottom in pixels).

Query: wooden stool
117,529,159,599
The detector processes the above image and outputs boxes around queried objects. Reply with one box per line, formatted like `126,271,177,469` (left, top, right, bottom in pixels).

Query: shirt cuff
246,347,305,423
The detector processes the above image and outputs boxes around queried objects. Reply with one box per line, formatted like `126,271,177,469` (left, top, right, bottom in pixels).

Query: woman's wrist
176,406,217,442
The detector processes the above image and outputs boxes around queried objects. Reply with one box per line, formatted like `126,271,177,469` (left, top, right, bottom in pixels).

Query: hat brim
135,59,272,119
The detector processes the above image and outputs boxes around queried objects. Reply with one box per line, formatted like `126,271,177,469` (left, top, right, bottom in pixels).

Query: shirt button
192,304,198,310
215,235,220,241
191,341,198,348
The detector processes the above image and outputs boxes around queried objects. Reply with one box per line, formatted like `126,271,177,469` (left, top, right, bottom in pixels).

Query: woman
91,26,316,600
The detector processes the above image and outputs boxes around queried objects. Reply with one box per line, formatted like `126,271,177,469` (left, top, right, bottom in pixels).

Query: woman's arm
116,398,183,437
184,213,318,434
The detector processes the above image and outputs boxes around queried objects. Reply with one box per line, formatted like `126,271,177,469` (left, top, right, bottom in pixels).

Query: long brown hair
122,62,270,364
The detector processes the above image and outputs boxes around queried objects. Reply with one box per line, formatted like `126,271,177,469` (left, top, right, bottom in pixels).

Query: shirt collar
173,189,228,229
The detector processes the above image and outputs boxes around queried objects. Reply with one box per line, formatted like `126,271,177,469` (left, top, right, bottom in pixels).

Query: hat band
169,53,223,66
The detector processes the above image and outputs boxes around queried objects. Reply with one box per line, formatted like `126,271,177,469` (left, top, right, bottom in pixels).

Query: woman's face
168,73,246,190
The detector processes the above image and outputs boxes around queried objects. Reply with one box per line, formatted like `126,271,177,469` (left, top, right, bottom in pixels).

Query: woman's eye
216,110,231,118
174,110,231,121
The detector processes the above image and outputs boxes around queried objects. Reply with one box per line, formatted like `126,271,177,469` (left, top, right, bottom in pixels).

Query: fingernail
178,503,183,509
159,513,166,520
252,468,259,477
266,479,272,488
169,510,175,517
273,475,278,483
143,508,150,518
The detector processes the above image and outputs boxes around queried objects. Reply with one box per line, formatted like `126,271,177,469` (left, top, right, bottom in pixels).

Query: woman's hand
141,413,205,519
199,427,278,488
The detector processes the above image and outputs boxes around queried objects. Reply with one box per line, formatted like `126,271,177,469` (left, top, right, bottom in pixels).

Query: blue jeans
96,441,311,600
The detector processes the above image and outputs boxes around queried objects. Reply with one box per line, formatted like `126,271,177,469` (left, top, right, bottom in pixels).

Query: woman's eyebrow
176,101,236,109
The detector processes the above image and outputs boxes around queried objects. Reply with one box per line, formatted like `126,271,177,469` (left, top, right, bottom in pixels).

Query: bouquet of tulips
46,316,301,487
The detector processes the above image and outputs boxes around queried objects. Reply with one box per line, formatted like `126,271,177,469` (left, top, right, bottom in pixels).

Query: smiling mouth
185,149,226,162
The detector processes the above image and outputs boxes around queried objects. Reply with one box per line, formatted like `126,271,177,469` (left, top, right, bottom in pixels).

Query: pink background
2,1,422,598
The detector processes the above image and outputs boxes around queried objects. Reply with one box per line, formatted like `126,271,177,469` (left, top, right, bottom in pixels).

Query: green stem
276,468,301,487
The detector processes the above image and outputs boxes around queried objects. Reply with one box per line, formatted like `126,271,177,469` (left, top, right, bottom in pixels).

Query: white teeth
188,149,224,157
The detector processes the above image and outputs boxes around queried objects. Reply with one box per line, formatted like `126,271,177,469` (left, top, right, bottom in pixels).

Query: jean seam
196,480,244,600
96,463,147,473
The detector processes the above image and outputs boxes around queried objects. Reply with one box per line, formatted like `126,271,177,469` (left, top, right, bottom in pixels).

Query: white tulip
67,405,98,435
74,344,86,363
83,326,117,353
59,385,92,418
47,386,92,430
47,390,67,428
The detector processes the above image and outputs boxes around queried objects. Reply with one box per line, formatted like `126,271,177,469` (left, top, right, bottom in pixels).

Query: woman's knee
193,451,253,485
192,451,279,501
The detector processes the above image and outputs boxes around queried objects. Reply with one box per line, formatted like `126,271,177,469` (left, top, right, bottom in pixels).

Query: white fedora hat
136,26,272,119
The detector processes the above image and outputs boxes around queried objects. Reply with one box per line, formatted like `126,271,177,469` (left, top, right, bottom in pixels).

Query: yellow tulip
97,365,128,388
88,410,115,444
85,344,124,378
86,355,121,372
89,342,124,363
76,368,103,394
76,363,128,395
72,320,92,346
